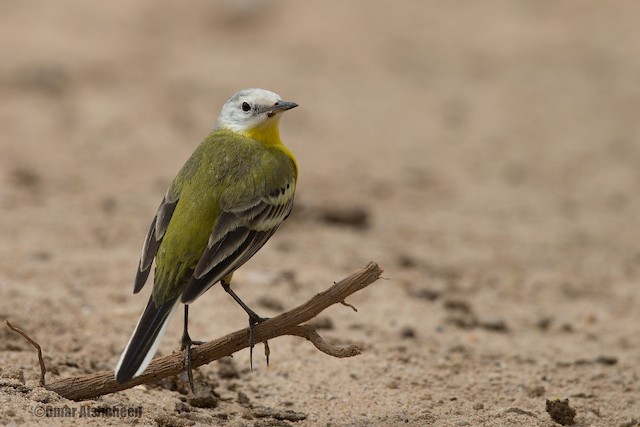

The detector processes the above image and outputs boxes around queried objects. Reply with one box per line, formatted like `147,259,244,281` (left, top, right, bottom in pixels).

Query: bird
114,88,298,390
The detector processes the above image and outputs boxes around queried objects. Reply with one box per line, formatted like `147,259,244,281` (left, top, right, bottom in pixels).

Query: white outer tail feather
114,301,180,380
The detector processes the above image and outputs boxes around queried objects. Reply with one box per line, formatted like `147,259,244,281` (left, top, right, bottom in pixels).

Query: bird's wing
180,179,295,304
133,187,180,294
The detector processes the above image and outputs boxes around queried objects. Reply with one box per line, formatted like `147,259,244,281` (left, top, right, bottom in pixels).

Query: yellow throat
242,116,283,147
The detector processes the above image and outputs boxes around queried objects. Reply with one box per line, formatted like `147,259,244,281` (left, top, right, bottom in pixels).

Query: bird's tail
115,297,179,384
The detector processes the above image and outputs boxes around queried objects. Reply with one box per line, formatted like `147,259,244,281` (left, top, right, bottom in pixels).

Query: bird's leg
181,304,204,393
220,278,269,370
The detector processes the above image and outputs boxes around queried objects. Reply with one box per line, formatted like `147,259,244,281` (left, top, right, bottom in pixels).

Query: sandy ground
1,1,639,426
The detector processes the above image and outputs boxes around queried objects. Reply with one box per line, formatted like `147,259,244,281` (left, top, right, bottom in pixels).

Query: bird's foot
220,279,271,370
249,313,269,371
181,332,204,393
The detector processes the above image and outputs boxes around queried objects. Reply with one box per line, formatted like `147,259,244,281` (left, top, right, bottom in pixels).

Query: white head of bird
214,88,298,145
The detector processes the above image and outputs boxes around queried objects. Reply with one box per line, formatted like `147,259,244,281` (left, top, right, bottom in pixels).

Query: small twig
47,262,383,401
4,320,46,386
339,300,358,312
288,325,361,357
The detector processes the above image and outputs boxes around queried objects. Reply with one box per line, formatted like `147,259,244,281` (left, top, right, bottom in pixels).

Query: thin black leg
221,279,269,370
181,304,203,393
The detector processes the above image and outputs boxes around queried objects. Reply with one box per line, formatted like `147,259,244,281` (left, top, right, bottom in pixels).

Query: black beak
272,100,298,112
265,100,298,117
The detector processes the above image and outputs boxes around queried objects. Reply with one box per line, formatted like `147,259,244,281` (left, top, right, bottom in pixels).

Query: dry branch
47,261,383,401
4,320,46,386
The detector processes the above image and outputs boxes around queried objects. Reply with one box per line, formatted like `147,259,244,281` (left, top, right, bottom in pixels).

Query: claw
185,338,195,392
221,279,274,369
181,305,204,393
248,312,268,370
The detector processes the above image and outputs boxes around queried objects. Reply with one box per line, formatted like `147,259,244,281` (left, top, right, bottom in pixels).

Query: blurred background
1,1,639,425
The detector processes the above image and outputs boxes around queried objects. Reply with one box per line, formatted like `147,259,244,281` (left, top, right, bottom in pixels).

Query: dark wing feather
180,193,293,304
133,217,158,293
133,194,179,294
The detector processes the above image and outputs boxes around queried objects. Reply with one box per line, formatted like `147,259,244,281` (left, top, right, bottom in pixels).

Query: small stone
473,403,484,410
479,319,509,333
595,355,618,366
546,399,576,426
536,317,554,331
154,414,195,427
252,405,307,422
174,402,190,413
444,299,472,313
237,391,251,406
400,326,416,339
445,312,477,329
187,394,218,409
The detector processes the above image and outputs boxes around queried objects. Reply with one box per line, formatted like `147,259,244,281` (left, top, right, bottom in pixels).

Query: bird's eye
241,102,251,112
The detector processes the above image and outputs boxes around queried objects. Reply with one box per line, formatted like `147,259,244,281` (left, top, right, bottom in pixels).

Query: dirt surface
1,1,639,426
